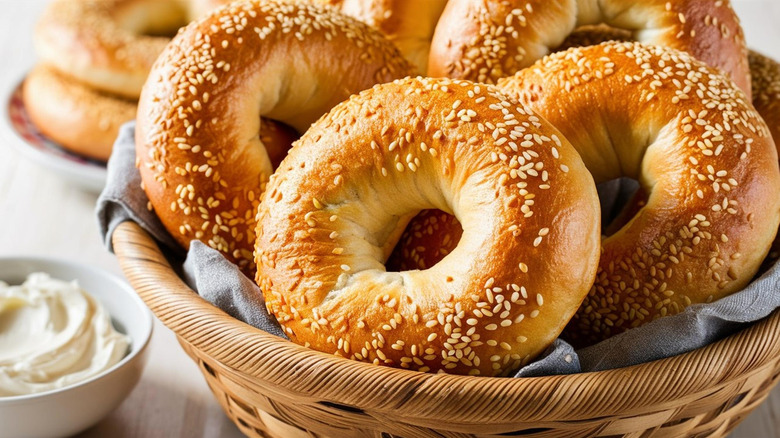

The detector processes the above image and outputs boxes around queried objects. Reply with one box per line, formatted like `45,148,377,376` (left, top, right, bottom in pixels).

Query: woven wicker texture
113,221,780,438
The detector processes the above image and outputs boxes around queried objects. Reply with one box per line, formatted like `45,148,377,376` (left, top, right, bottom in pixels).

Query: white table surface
1,1,779,437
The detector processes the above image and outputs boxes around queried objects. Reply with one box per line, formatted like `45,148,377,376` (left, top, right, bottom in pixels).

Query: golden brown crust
34,0,178,98
254,76,601,376
427,0,751,96
749,51,780,269
22,64,136,162
497,42,779,347
751,51,780,145
428,0,577,84
136,0,414,274
33,0,231,99
315,0,447,73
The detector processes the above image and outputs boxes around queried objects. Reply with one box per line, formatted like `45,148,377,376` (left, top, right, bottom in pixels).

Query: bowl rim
112,220,780,423
0,255,153,404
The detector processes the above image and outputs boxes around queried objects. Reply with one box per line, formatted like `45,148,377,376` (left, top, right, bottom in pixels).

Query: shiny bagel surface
255,77,601,376
136,0,414,273
427,0,751,95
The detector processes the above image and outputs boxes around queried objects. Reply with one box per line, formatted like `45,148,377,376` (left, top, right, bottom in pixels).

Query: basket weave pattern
113,221,780,438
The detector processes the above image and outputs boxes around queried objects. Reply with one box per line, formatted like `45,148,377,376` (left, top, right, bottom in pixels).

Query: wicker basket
112,220,780,438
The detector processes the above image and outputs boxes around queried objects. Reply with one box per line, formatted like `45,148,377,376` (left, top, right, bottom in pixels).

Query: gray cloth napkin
97,122,780,376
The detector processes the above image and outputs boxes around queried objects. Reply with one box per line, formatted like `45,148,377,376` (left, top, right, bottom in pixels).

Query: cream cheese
0,273,130,397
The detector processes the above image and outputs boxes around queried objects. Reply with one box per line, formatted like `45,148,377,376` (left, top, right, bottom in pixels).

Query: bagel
427,0,751,95
751,51,780,153
136,0,414,274
749,51,780,269
33,0,227,99
596,50,780,273
22,64,136,162
390,42,780,347
254,76,601,376
314,0,447,73
21,64,293,163
496,42,779,346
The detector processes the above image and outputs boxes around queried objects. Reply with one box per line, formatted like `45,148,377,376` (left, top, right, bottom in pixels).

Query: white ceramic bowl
0,257,153,438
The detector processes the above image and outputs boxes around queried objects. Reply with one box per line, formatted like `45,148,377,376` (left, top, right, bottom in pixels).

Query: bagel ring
34,0,227,99
749,51,780,268
390,42,780,346
254,76,601,376
136,0,414,273
22,64,136,162
554,30,780,272
427,0,751,95
496,42,779,346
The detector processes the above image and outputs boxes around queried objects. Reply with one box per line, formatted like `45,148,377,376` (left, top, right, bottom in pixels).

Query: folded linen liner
98,122,780,377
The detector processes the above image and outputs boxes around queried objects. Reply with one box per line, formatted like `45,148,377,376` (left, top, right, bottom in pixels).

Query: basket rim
112,219,780,423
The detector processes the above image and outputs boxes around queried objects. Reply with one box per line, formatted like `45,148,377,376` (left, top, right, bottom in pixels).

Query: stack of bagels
40,0,777,376
22,0,247,161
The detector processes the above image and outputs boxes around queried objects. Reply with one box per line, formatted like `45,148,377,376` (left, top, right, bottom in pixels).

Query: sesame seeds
253,75,600,376
502,42,774,347
499,43,767,350
137,0,413,273
429,4,534,83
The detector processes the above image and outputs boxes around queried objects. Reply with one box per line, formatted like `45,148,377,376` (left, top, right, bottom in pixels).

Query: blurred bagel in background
24,0,234,160
33,0,229,98
23,64,137,162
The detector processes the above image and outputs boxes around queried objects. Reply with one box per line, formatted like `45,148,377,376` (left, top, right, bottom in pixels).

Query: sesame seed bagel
33,0,227,99
495,42,780,347
751,51,780,155
427,0,751,95
314,0,447,73
254,77,601,376
136,0,414,273
610,51,780,273
749,51,780,268
22,64,136,162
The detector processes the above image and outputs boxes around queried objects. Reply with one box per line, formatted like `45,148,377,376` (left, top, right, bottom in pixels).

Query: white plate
0,75,107,193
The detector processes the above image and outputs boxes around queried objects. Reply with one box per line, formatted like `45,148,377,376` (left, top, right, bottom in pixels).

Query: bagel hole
554,25,632,53
599,177,644,237
114,2,192,38
384,178,643,270
139,27,182,38
385,209,463,272
258,118,300,169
